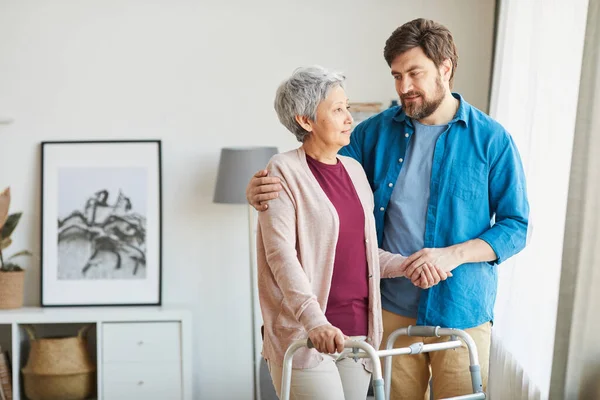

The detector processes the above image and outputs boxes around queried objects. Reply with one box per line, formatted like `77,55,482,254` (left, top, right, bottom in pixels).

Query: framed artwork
349,102,383,128
40,140,162,306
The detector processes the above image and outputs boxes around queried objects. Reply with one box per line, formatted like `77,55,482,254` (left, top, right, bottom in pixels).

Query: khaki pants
268,353,371,400
381,309,491,400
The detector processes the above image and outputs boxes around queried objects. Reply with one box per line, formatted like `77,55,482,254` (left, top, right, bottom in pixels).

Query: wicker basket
21,325,96,400
0,270,24,309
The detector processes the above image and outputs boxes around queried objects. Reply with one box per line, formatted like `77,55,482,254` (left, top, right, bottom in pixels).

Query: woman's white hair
274,66,346,142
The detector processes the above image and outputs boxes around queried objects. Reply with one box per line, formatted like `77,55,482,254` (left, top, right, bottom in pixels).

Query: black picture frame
40,140,162,307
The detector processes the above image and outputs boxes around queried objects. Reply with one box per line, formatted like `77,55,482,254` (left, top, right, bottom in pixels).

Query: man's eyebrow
391,65,423,75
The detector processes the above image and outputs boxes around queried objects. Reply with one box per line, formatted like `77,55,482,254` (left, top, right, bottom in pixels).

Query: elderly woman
257,66,450,400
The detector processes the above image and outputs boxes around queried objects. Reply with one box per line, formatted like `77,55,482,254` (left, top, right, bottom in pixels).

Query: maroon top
306,154,369,336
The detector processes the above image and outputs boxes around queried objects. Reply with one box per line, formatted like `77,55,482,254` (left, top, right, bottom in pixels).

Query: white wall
0,1,495,398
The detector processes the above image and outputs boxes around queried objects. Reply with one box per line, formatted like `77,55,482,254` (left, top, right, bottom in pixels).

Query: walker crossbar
384,326,484,400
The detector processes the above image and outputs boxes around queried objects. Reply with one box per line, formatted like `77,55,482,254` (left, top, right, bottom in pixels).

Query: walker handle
406,326,441,337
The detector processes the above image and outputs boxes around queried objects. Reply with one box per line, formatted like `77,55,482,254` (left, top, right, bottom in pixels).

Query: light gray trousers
268,337,371,400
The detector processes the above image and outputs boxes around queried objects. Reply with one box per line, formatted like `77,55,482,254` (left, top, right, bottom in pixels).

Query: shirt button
365,239,369,244
399,158,404,163
405,133,409,138
388,183,393,187
380,207,385,211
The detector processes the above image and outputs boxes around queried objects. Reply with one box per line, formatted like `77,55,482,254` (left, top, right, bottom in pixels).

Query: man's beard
401,75,445,120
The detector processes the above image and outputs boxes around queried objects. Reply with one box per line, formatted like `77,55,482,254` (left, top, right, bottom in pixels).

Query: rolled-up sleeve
478,133,530,264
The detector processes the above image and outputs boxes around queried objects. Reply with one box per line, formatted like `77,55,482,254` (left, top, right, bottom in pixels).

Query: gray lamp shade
213,146,279,204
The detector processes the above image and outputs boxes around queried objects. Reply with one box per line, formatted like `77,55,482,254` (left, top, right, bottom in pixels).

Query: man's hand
411,264,453,289
245,169,283,211
308,324,348,354
401,247,461,287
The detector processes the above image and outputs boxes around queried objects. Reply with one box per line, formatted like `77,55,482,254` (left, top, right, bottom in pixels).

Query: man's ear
295,115,313,132
440,58,453,83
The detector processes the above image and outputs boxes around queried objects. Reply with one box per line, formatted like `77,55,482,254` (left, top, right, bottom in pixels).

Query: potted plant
0,187,32,309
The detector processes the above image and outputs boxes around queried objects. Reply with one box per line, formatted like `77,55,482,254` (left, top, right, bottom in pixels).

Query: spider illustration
58,190,147,277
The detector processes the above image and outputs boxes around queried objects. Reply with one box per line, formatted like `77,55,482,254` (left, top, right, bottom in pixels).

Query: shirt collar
392,92,470,127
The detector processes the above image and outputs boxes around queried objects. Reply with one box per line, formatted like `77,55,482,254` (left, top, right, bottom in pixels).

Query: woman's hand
413,263,453,289
308,324,348,354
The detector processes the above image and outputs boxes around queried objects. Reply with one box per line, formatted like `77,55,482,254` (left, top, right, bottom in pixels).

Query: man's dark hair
384,18,459,87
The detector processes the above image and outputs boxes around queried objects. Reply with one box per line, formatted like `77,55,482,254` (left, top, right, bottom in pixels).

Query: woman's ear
295,115,313,132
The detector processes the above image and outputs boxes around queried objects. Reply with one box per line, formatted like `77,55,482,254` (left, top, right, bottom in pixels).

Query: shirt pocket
447,160,488,201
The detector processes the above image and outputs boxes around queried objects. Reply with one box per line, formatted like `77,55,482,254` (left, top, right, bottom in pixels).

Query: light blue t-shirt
380,119,447,318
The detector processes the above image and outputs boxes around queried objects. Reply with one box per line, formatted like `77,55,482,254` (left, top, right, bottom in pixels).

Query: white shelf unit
0,306,193,400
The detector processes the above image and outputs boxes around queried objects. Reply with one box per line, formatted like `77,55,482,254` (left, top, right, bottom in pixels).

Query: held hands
245,170,283,211
308,324,348,354
401,247,462,289
411,264,452,289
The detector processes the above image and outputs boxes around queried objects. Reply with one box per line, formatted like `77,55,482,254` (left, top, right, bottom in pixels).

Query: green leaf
0,212,22,239
7,250,32,261
0,263,22,272
0,187,10,231
0,237,12,250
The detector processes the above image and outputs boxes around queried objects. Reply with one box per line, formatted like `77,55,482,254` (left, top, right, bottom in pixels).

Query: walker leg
372,378,385,400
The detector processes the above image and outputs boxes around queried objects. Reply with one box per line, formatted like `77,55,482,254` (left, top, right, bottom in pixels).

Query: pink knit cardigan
257,147,406,370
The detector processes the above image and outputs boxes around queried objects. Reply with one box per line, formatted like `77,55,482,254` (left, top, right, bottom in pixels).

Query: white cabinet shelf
0,306,192,400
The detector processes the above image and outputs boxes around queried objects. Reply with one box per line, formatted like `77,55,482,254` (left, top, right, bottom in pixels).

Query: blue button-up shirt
339,93,529,329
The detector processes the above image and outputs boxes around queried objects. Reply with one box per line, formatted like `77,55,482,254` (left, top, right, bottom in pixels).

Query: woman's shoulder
338,155,365,176
267,149,302,173
266,149,311,183
268,148,298,163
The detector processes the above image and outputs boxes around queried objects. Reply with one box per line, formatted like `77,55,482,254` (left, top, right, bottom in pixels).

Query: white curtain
549,0,600,397
487,0,589,398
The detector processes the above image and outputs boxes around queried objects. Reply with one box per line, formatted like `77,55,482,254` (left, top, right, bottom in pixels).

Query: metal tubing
280,327,485,400
384,326,484,400
281,339,383,400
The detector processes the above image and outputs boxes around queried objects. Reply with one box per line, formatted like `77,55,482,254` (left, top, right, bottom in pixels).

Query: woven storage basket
0,270,24,309
21,325,96,400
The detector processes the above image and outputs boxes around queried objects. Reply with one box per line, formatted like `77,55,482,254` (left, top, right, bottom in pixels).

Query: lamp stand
248,204,261,400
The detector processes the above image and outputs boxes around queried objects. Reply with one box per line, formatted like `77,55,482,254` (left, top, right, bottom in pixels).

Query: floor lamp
213,146,278,400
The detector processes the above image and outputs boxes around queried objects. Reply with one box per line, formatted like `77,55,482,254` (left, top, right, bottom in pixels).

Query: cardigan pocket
275,325,304,342
274,309,304,337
